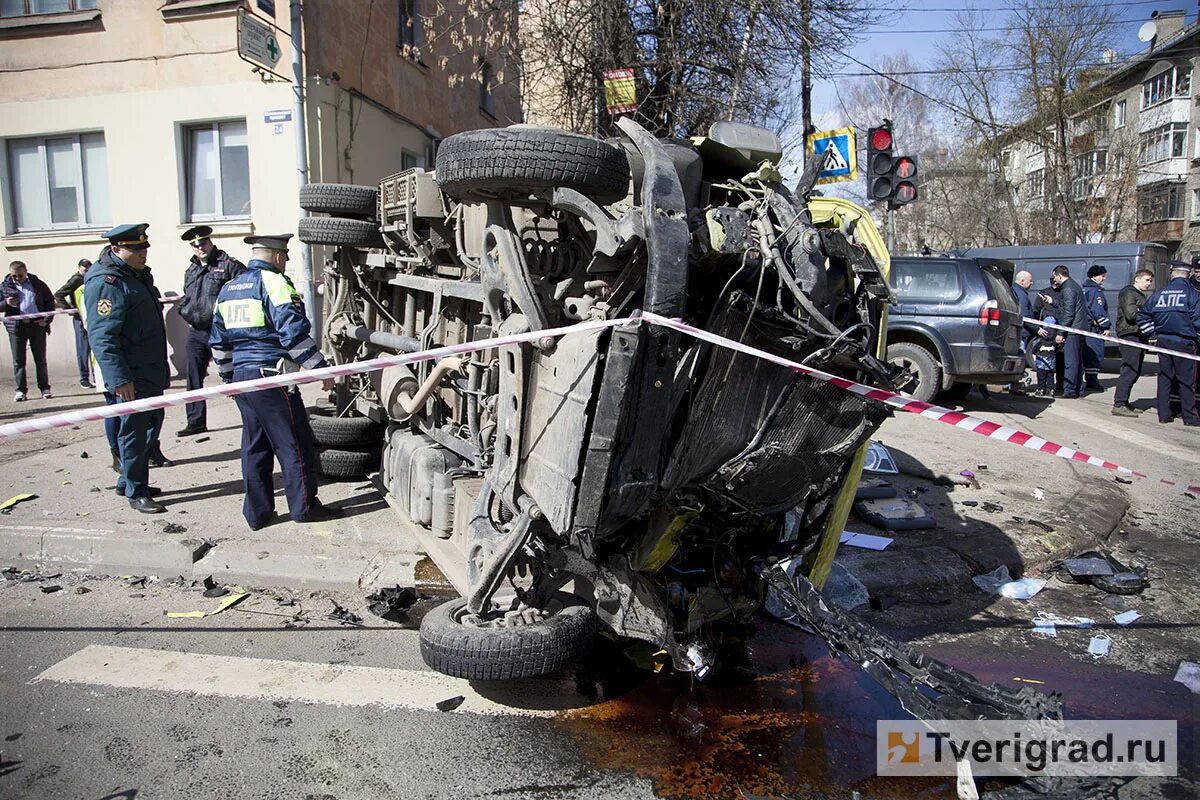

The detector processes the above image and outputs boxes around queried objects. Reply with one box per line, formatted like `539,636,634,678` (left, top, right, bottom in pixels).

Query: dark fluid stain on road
559,618,1197,799
560,619,957,799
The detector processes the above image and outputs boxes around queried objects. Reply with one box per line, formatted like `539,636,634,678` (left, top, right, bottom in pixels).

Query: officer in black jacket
175,226,245,436
1137,262,1200,425
1050,264,1088,398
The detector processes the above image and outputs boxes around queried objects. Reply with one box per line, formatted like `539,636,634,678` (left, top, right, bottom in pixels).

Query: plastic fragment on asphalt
436,696,465,712
1012,677,1045,684
1032,488,1046,501
1035,614,1094,629
972,565,1046,599
0,493,36,514
1087,635,1112,658
1112,610,1141,626
1174,662,1200,694
863,441,898,474
854,498,935,531
839,530,893,550
1063,557,1114,577
165,591,249,618
855,477,897,501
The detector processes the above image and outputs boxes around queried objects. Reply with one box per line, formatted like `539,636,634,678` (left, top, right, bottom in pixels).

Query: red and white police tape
1023,316,1200,363
0,316,628,439
1,311,1195,494
4,296,181,323
640,313,1200,494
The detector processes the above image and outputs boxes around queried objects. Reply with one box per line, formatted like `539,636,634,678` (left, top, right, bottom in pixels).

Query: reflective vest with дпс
207,261,327,380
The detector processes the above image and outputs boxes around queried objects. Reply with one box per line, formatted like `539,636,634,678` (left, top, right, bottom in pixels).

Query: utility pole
290,0,316,326
886,206,896,254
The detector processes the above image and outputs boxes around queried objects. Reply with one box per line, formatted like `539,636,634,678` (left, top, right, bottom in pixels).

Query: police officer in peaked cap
84,223,171,514
210,233,343,529
176,225,245,436
1136,261,1200,425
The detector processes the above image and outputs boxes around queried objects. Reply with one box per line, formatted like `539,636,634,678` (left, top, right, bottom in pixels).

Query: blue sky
810,0,1173,122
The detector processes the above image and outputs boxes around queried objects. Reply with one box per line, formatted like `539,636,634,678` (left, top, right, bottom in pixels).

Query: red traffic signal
866,124,895,202
890,155,918,207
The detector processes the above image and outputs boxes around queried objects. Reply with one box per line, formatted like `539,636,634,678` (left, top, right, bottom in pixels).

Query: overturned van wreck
305,119,902,679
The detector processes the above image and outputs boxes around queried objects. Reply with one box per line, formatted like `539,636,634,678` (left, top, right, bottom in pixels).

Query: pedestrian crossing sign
806,127,857,185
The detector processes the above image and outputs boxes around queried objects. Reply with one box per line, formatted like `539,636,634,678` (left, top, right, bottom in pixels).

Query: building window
1138,182,1185,223
397,0,422,53
1113,99,1126,129
1141,66,1190,109
479,61,495,116
1139,122,1188,164
1025,168,1045,201
5,132,109,232
1193,188,1200,219
0,0,96,17
1072,151,1106,200
184,120,250,221
400,150,420,170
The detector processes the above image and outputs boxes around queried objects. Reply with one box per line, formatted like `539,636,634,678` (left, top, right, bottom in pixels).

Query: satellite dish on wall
1138,20,1158,42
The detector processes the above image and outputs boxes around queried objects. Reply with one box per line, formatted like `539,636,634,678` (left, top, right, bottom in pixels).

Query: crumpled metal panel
664,302,889,514
518,329,604,534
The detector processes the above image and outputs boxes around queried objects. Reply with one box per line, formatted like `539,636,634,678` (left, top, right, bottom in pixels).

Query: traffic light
866,124,895,202
891,155,918,207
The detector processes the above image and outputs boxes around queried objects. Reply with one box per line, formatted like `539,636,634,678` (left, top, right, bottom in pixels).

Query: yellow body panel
803,196,891,589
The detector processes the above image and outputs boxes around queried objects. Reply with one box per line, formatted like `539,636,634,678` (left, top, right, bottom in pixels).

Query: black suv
886,256,1024,401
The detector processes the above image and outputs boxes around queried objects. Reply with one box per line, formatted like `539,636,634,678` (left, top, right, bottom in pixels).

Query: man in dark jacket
1112,269,1154,417
54,258,94,388
1050,265,1088,398
1081,265,1111,392
175,225,245,436
84,224,171,514
1010,270,1038,394
1136,262,1200,425
2,260,55,401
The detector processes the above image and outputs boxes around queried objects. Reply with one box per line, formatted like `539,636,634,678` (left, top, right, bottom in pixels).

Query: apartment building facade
996,11,1200,259
0,0,519,373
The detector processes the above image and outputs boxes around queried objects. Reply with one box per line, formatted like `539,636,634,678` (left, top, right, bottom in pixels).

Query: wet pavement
559,618,1197,800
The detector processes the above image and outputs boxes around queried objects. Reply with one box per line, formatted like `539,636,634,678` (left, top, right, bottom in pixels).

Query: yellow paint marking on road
33,645,589,717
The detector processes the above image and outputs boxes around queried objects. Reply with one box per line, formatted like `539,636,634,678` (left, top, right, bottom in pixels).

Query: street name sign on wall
806,127,857,186
237,8,288,80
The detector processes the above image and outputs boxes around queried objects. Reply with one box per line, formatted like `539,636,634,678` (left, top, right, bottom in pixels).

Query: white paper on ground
1032,621,1057,637
1113,610,1141,626
1087,634,1112,658
1174,661,1200,694
839,530,893,550
1032,488,1046,501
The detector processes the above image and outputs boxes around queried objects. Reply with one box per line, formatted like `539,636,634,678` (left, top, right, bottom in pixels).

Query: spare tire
300,183,379,218
318,446,380,479
298,216,384,249
420,592,596,680
308,408,384,448
435,127,630,204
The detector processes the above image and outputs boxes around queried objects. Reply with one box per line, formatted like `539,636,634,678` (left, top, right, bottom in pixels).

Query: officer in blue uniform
84,224,170,514
1136,261,1200,425
210,234,342,529
176,225,245,436
1081,265,1111,392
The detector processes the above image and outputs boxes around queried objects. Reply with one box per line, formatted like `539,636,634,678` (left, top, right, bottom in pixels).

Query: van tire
299,183,379,218
887,343,941,403
419,592,596,680
298,216,385,249
317,446,380,479
308,408,384,448
435,127,630,204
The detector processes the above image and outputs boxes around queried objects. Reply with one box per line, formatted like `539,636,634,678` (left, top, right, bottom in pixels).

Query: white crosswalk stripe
33,645,589,717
